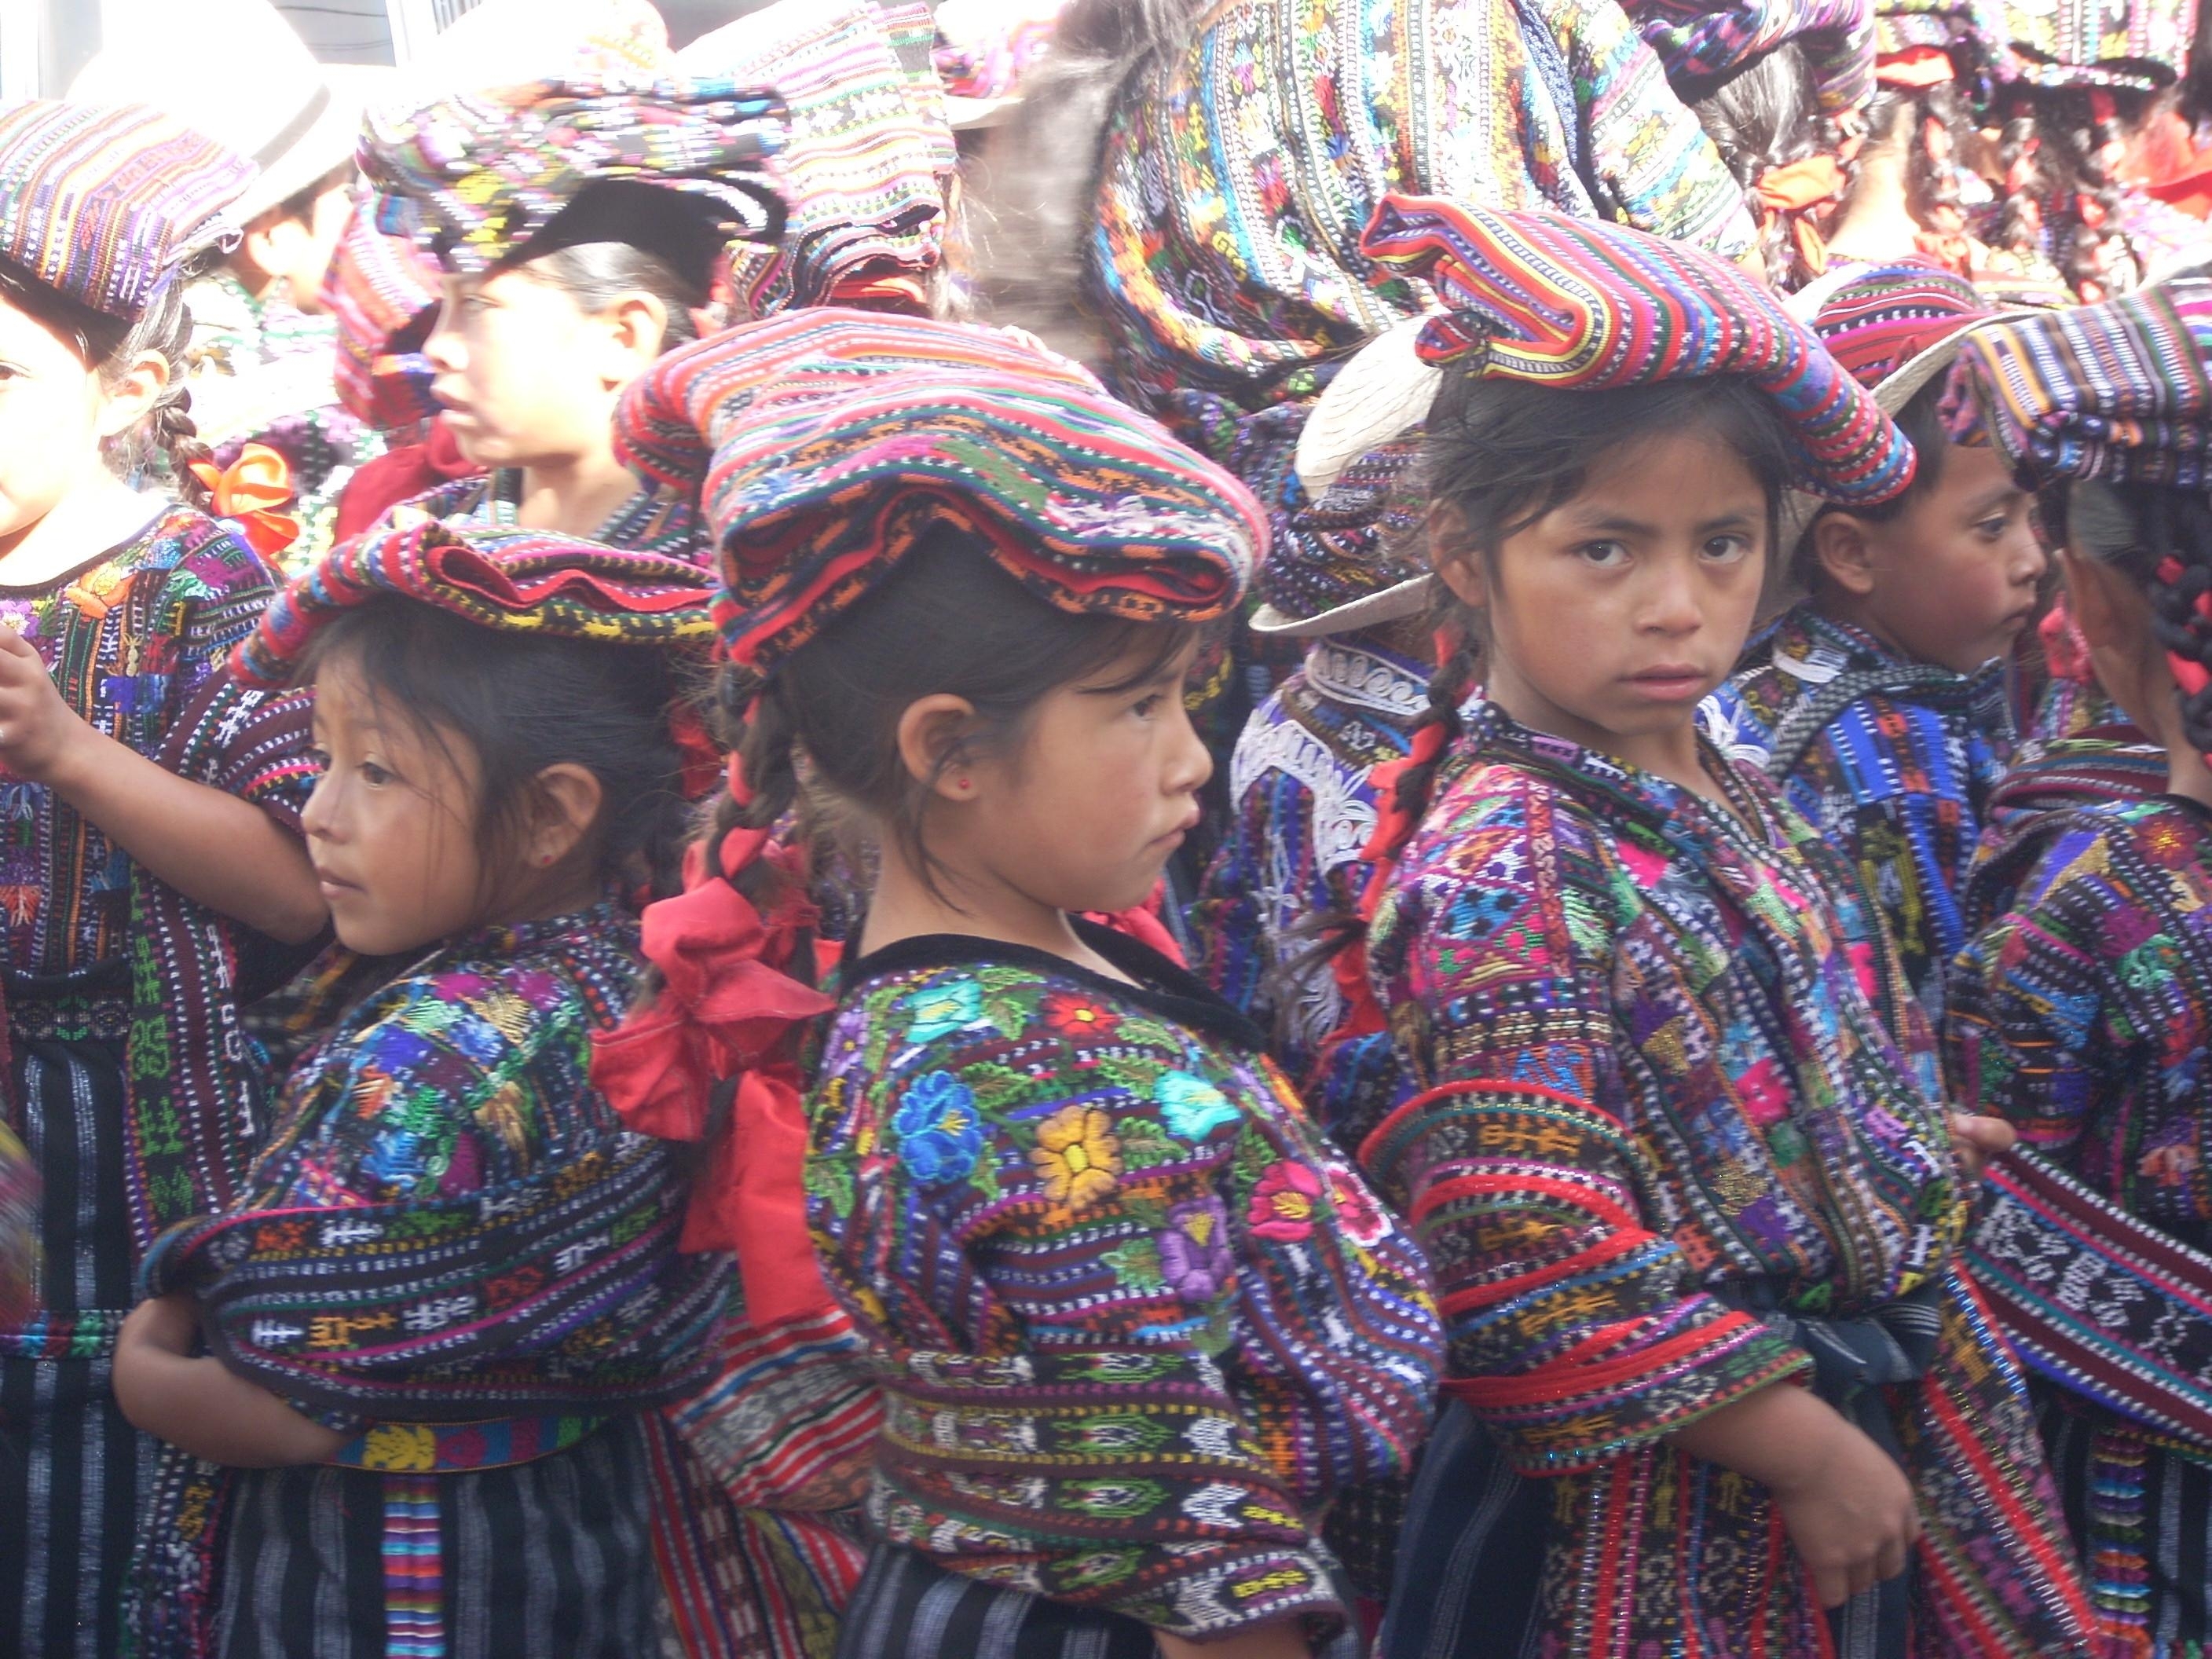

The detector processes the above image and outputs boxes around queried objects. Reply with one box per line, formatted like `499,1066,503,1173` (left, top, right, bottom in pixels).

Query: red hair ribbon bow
590,826,839,1328
190,442,300,569
1875,46,1956,87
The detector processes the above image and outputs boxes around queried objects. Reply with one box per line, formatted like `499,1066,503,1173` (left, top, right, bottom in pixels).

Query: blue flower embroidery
1155,1071,1239,1140
892,1071,985,1185
904,975,983,1043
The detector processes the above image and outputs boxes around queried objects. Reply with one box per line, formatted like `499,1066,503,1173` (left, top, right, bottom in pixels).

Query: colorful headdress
320,203,445,430
1628,0,1880,119
233,519,716,687
0,100,252,321
678,0,955,315
361,75,788,275
1873,0,2009,93
1996,0,2199,88
617,309,1262,673
1362,196,1917,504
1939,278,2212,490
1811,260,2002,412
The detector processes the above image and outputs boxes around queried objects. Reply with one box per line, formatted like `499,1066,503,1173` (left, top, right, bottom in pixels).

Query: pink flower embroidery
1247,1161,1323,1242
1325,1168,1389,1245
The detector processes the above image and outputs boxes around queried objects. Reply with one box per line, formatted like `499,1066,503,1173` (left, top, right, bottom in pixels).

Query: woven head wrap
361,75,789,276
233,518,716,689
1873,0,2009,92
1996,0,2198,88
320,202,444,430
1939,279,2212,491
1629,0,1880,117
1811,260,2000,412
616,308,1263,674
0,100,251,322
1362,195,1918,504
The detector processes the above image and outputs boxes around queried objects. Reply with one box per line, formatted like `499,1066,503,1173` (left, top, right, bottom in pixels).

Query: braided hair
1995,85,2147,300
2067,477,2212,748
1682,42,1835,288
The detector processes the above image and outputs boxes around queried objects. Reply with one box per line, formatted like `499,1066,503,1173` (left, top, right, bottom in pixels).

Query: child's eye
1701,534,1753,563
1975,515,2012,540
1575,540,1630,568
359,760,395,786
1131,693,1167,719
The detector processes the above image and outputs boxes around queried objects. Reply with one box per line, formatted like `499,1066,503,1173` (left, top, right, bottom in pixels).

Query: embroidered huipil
1949,796,2212,1656
1361,704,2091,1657
1708,605,2013,1022
135,901,724,1659
805,924,1441,1641
0,503,316,1659
1193,633,1427,1148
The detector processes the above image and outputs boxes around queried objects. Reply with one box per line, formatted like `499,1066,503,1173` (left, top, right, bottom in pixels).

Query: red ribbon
1754,156,1847,280
189,442,300,569
589,826,838,1328
1875,46,1956,86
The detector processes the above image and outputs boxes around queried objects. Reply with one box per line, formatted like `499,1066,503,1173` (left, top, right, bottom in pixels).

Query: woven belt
328,1413,607,1473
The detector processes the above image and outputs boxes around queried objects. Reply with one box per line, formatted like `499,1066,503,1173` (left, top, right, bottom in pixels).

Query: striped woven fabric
679,0,954,316
233,520,716,687
616,309,1262,671
1363,194,1918,504
1628,0,1878,117
1807,259,1990,387
361,75,788,275
1997,0,2199,88
320,201,443,430
1939,277,2212,489
0,99,251,320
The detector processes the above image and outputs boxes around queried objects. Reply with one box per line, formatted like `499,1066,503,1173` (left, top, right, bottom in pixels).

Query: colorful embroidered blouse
1090,0,1757,416
1965,727,2167,933
1192,634,1427,1146
1708,604,2013,1021
805,924,1441,1640
1360,704,2093,1655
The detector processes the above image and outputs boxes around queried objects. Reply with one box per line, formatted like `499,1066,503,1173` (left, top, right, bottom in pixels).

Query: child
1344,196,2092,1658
112,522,729,1658
611,309,1443,1659
1708,263,2045,1019
359,73,787,551
1943,280,2212,1657
0,102,329,1659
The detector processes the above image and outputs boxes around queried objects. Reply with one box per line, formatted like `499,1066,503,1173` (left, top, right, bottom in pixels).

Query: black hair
1389,372,1798,856
705,526,1197,919
1996,84,2148,299
502,180,726,352
305,596,695,910
258,161,357,233
0,255,214,511
1680,42,1832,288
1790,375,1954,588
2065,476,2212,749
1856,81,1979,276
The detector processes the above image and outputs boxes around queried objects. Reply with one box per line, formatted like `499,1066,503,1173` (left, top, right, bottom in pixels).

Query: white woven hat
1249,317,1441,637
71,0,388,227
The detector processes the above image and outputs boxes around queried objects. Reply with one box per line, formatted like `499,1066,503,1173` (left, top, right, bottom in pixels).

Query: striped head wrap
616,309,1262,673
1627,0,1879,118
320,202,444,430
1364,195,1917,504
1811,260,1999,413
233,519,716,687
0,100,251,321
361,75,788,276
1939,278,2212,489
1997,0,2198,87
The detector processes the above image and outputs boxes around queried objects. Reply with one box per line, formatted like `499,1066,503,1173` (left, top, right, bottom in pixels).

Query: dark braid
1997,95,2046,262
1685,42,1828,287
1390,614,1481,854
705,661,814,947
1900,82,1975,274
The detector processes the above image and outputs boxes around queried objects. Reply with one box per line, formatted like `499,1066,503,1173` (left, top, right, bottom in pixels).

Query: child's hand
1948,1111,2017,1184
118,1289,201,1359
1769,1418,1921,1609
0,623,88,786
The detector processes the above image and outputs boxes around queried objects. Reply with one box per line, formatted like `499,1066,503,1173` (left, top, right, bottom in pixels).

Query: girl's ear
600,291,671,384
2062,547,2135,654
96,350,169,441
895,693,982,800
1812,513,1879,597
1430,504,1486,610
525,762,605,869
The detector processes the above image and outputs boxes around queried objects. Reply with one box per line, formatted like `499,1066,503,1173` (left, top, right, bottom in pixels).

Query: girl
1943,280,2212,1657
0,101,328,1659
1339,196,2093,1658
112,522,728,1658
606,308,1443,1659
358,72,787,551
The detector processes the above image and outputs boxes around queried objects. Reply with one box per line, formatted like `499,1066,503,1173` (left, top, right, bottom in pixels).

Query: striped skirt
215,1416,659,1659
834,1545,1369,1659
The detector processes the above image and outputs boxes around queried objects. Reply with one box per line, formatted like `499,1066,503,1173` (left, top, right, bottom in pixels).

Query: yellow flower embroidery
357,1423,437,1472
1031,1105,1122,1212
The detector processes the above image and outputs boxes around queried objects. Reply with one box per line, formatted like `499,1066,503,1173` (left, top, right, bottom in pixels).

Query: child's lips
1624,665,1708,701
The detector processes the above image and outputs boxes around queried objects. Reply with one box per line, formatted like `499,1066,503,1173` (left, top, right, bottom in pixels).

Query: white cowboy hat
71,0,388,227
1249,317,1441,637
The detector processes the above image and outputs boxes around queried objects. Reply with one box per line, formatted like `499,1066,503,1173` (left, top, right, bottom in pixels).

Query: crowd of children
0,0,2206,1654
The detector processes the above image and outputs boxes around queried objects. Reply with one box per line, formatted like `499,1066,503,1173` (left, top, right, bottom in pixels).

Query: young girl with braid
1943,281,2212,1657
599,309,1441,1659
0,104,328,1659
1331,196,2093,1659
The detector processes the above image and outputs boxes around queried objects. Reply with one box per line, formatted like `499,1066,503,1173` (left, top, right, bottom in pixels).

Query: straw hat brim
233,66,386,225
1250,573,1434,637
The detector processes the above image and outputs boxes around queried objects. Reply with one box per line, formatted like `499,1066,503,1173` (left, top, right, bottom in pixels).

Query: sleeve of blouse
1189,787,1273,1019
806,985,1349,1641
1943,830,2111,1161
1358,768,1808,1475
1552,0,1760,259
